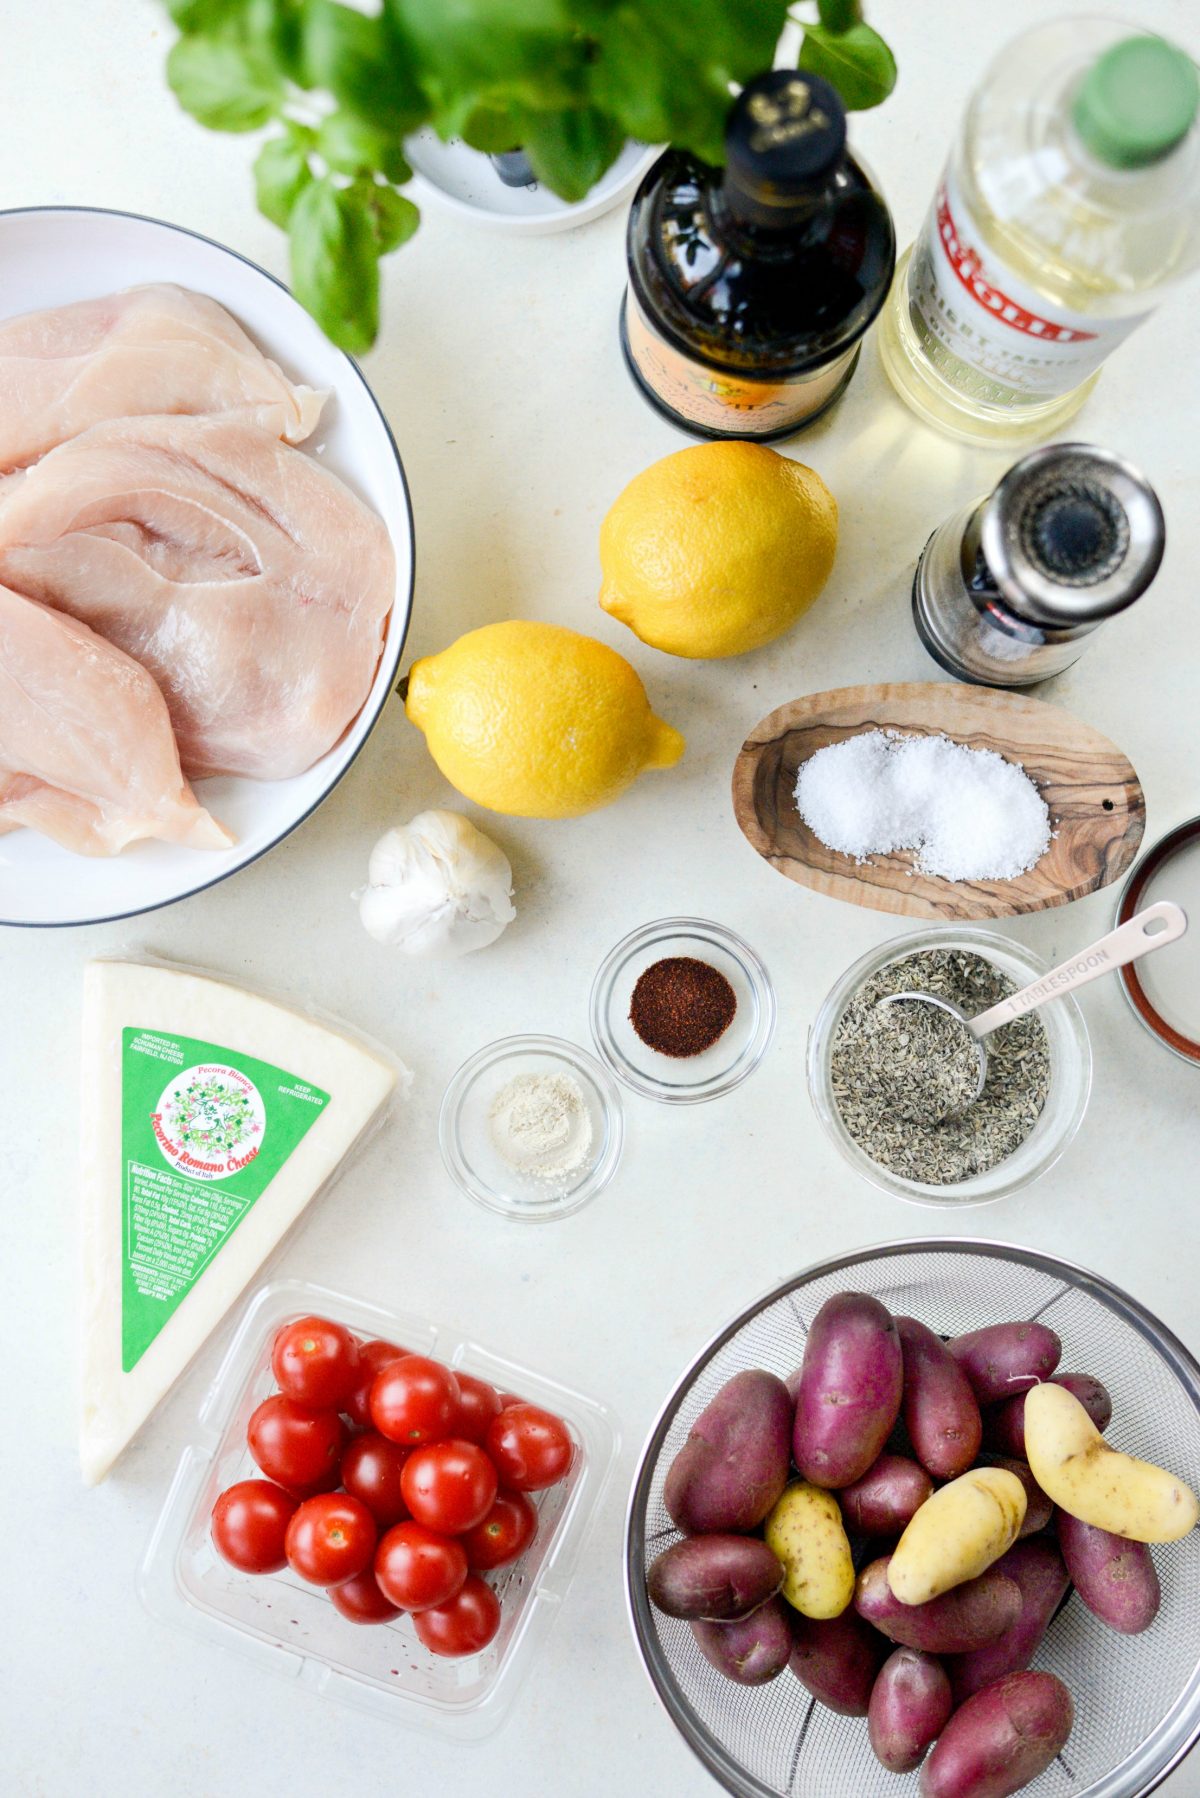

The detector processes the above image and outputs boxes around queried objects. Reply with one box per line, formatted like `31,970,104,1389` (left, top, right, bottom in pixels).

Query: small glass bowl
589,917,776,1104
439,1034,624,1221
807,925,1092,1206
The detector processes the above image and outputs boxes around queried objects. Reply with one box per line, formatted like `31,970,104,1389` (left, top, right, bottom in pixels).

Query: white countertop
3,1,1200,1793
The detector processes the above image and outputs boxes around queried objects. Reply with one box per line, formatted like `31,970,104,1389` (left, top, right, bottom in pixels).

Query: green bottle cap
1074,34,1199,169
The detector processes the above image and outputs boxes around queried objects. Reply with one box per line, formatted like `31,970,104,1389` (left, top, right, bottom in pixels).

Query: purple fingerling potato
868,1647,953,1774
920,1670,1073,1798
855,1556,1020,1655
1057,1511,1161,1635
897,1316,983,1480
789,1607,888,1716
978,1455,1055,1538
691,1598,793,1685
663,1369,792,1533
839,1453,934,1538
647,1534,784,1621
947,1323,1061,1406
793,1293,903,1489
947,1537,1070,1705
986,1372,1112,1459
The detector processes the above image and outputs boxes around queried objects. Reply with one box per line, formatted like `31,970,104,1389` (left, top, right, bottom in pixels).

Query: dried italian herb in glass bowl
807,926,1091,1205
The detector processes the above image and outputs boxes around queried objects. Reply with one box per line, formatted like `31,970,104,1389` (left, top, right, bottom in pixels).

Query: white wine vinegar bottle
878,23,1200,446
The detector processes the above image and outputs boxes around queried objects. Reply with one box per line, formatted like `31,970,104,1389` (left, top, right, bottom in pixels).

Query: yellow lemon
599,441,838,659
404,620,684,819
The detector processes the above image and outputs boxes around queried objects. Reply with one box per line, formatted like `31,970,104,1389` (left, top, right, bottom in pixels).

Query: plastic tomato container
138,1280,619,1739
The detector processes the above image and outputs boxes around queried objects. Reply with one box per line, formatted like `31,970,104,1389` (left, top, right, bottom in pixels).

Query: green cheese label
120,1028,330,1372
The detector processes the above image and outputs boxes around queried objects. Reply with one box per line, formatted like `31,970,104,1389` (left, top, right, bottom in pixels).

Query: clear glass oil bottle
878,20,1200,446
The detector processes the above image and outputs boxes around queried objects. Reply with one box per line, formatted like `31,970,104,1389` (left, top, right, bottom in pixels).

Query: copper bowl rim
1116,815,1200,1065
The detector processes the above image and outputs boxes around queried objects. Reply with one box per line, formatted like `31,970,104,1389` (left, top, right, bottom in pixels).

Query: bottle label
907,168,1149,399
119,1026,329,1371
623,288,855,435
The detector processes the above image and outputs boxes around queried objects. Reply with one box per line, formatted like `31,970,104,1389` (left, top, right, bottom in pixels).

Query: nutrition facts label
125,1160,249,1307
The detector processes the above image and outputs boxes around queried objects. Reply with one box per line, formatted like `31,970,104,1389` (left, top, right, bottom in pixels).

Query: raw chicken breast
0,415,396,779
0,284,326,471
0,584,231,856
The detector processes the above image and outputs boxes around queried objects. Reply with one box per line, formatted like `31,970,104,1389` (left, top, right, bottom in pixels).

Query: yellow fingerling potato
1024,1381,1200,1543
888,1467,1026,1606
764,1481,855,1620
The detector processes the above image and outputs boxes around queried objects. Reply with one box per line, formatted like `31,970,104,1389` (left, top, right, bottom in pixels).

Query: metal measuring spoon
876,900,1189,1122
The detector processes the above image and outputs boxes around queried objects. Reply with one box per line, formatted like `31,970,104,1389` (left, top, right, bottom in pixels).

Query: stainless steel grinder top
970,442,1165,626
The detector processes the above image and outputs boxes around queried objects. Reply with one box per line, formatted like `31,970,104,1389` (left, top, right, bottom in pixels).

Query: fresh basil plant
164,0,897,352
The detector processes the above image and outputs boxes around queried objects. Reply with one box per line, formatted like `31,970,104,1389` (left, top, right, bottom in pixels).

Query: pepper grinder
912,443,1165,686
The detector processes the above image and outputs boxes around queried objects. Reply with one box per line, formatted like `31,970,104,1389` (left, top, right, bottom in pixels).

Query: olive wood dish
731,682,1145,921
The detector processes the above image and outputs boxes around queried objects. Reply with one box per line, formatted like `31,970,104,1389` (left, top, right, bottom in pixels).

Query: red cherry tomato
271,1315,360,1410
340,1432,411,1528
374,1522,468,1612
285,1493,377,1586
344,1339,408,1429
463,1490,538,1572
401,1439,498,1535
485,1404,573,1491
498,1392,525,1410
210,1479,299,1574
329,1569,402,1625
247,1394,346,1493
453,1373,503,1444
371,1356,461,1447
413,1575,502,1657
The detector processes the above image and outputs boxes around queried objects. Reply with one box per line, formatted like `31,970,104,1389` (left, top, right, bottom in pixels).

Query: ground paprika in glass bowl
589,918,776,1105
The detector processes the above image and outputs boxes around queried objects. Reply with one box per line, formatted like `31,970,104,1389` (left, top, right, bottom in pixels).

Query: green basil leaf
165,0,247,31
288,177,380,352
586,0,789,165
167,35,283,131
798,21,897,111
815,0,863,32
521,106,626,203
586,29,723,164
317,111,410,182
254,133,313,228
245,0,308,84
167,2,307,83
459,106,525,155
347,178,421,253
304,0,425,133
390,0,580,134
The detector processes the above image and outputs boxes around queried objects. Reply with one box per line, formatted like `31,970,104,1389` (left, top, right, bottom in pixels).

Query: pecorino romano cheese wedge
79,959,402,1484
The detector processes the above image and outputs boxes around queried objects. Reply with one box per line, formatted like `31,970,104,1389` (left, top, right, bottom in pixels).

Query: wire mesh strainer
625,1240,1200,1798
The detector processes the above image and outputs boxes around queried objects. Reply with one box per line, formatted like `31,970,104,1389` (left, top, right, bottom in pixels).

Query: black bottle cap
725,70,847,223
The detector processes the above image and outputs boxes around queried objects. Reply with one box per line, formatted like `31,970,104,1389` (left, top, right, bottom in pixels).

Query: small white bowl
439,1035,624,1221
405,133,659,235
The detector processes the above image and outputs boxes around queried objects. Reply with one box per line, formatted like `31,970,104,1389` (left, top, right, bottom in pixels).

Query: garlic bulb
357,810,516,958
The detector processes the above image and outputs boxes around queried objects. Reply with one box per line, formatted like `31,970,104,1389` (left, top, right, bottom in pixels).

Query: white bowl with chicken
0,206,413,927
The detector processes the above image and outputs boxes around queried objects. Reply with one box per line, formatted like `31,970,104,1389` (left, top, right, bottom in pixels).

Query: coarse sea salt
793,730,1051,882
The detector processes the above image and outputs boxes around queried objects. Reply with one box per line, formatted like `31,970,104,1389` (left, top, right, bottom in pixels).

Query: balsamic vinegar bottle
621,68,895,441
